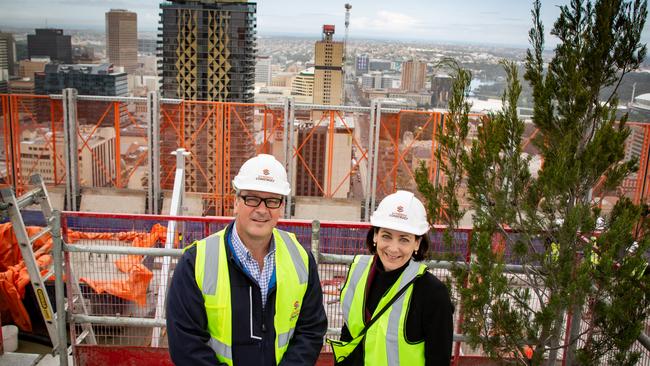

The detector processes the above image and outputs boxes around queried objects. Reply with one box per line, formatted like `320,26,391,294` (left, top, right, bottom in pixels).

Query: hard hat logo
263,169,270,175
389,207,408,221
256,174,275,183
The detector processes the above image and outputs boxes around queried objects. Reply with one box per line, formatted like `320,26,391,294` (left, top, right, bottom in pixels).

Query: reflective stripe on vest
273,229,309,362
334,255,427,366
194,227,309,366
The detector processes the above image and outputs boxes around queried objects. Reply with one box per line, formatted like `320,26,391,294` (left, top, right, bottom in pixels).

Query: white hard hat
370,190,429,236
232,154,291,196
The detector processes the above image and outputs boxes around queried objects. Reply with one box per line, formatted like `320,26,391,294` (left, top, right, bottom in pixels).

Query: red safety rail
0,211,630,365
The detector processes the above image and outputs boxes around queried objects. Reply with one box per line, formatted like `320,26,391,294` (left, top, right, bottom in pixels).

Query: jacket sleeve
424,277,454,366
279,252,328,366
166,246,227,366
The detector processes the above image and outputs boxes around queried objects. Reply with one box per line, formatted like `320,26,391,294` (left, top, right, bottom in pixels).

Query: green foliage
416,0,650,365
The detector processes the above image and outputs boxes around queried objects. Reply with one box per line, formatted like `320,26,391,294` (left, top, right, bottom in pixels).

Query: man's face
234,190,284,245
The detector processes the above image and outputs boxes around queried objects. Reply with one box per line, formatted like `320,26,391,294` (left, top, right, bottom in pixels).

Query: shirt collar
231,221,276,261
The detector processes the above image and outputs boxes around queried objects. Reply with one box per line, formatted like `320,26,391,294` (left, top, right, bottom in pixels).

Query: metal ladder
0,175,96,354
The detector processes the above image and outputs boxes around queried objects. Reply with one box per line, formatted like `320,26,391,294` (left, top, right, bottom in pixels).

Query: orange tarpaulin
0,223,53,331
0,222,168,331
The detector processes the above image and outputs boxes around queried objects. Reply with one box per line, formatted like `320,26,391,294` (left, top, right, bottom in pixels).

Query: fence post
453,229,473,366
147,91,161,214
369,101,382,215
283,97,295,219
52,210,69,366
62,88,79,211
311,220,320,265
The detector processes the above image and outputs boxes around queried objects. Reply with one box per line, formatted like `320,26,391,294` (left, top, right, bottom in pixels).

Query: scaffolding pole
62,89,79,211
151,148,189,347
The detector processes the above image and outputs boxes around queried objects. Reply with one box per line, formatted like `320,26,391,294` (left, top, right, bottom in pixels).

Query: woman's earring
373,241,377,247
414,250,418,256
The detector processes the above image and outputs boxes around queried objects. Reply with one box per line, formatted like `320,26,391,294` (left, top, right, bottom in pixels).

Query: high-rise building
9,78,36,113
255,56,272,85
106,9,138,73
361,71,382,89
138,39,157,55
355,54,369,76
293,125,352,199
401,59,426,93
34,63,128,125
291,67,314,103
159,0,257,213
19,58,49,79
313,25,343,107
369,59,391,72
0,32,16,77
20,127,116,187
35,63,128,96
431,74,453,108
27,29,72,63
159,0,256,102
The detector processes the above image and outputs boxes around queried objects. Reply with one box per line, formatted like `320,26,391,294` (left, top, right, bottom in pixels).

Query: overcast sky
2,0,650,47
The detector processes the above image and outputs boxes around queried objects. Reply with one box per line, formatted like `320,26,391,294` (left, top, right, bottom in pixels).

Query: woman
328,190,454,365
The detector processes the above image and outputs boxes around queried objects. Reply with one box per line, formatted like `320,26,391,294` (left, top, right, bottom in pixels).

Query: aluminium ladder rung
41,269,55,282
29,226,52,245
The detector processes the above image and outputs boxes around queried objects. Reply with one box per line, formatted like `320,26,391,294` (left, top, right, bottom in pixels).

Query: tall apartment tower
106,9,138,73
0,32,16,77
159,0,256,214
255,55,272,85
355,54,369,76
313,25,343,107
27,29,72,63
401,59,426,92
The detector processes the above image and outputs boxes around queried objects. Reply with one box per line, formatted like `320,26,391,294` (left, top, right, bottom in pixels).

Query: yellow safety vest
329,255,427,365
191,227,309,365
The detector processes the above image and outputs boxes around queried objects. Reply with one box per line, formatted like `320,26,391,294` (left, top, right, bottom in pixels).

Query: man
167,154,327,365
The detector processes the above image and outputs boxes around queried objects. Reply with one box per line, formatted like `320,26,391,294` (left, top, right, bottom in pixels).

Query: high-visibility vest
330,255,427,365
192,227,309,365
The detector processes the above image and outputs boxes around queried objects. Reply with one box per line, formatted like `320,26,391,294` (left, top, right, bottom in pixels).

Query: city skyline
3,0,650,47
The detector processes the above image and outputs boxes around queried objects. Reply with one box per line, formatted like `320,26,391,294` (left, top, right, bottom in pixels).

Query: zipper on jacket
250,286,262,340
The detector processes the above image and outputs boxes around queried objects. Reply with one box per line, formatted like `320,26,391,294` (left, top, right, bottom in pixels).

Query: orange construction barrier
0,223,53,331
0,222,167,330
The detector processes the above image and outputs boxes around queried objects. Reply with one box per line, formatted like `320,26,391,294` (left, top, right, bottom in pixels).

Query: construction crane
343,3,352,103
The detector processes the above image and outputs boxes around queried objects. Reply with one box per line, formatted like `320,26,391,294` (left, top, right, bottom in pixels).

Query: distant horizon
0,23,542,51
4,1,649,49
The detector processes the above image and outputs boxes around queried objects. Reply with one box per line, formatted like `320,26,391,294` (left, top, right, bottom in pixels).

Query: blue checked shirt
231,225,276,308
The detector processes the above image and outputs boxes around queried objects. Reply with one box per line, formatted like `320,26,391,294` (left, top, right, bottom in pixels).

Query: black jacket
166,223,328,366
339,257,454,366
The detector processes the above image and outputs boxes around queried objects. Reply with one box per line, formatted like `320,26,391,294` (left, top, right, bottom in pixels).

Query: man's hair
364,226,430,261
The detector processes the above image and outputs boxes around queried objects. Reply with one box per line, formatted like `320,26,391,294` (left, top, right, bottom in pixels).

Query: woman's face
373,227,420,271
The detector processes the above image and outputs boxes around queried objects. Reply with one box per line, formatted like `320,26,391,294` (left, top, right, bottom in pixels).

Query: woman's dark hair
365,226,430,261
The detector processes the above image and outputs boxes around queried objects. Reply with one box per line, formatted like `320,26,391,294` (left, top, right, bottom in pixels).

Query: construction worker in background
327,190,454,365
166,154,327,365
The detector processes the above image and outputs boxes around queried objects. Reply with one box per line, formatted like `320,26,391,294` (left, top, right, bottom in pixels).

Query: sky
2,0,650,47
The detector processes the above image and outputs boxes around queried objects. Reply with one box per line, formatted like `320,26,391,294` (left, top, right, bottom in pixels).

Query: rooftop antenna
344,3,352,103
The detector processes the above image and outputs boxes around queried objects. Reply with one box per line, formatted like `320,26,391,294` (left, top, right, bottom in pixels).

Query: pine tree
416,1,650,364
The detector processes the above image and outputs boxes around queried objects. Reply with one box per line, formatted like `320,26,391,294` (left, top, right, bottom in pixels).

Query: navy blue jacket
166,223,327,366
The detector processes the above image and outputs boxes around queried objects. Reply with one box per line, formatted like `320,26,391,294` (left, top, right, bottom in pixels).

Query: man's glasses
238,195,284,209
